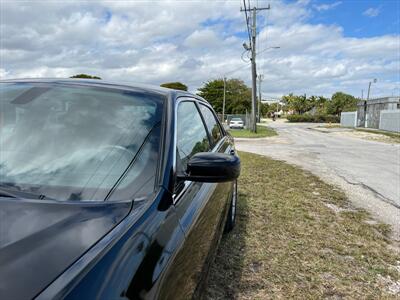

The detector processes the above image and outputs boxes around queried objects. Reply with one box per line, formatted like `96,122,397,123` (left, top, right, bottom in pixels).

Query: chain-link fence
217,113,250,129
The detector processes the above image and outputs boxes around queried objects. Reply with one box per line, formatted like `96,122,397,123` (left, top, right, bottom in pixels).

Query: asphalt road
235,120,400,240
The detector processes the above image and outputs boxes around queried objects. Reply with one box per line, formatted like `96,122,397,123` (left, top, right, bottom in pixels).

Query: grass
205,151,400,299
355,128,400,143
317,125,400,143
318,123,342,129
228,125,277,138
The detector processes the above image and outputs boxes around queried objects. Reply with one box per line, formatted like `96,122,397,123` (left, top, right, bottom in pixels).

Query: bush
287,114,340,123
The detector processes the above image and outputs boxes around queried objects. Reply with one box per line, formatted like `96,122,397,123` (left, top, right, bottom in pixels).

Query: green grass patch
205,152,400,299
228,125,277,138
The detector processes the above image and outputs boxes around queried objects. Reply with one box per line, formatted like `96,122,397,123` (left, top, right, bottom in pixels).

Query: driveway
235,120,400,240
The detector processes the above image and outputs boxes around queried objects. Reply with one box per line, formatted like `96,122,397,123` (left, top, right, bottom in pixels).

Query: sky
0,0,399,99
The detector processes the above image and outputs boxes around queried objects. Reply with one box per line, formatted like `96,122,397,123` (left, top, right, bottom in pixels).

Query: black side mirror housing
178,152,240,183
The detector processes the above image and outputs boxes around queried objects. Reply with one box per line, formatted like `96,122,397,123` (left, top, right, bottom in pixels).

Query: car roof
0,78,208,103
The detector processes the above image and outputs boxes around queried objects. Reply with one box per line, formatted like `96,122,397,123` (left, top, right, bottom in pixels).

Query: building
357,97,400,129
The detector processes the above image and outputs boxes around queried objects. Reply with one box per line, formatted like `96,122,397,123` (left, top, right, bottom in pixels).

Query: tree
260,102,270,117
326,92,357,115
314,96,329,114
197,78,251,114
283,93,313,114
160,82,188,91
70,74,101,79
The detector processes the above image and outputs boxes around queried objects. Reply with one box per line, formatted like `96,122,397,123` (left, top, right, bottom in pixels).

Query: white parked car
229,118,244,129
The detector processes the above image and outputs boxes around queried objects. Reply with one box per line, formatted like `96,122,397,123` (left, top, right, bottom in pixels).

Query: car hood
0,198,131,299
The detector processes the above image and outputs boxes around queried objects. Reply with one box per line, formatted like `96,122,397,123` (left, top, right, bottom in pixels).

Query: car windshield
231,118,242,122
0,82,164,201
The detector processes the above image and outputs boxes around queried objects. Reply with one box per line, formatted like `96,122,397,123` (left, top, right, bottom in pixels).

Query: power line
257,3,271,79
241,49,251,63
240,3,270,133
224,62,251,76
242,0,252,46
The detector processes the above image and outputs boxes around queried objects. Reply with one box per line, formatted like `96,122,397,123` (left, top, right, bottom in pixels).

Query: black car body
0,79,240,300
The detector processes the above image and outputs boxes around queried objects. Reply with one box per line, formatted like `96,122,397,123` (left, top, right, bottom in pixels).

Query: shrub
287,114,339,123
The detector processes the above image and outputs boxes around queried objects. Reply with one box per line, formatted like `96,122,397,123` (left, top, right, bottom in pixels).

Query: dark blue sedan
0,79,240,300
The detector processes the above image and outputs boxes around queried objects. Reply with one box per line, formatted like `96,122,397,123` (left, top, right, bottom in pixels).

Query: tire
224,180,237,233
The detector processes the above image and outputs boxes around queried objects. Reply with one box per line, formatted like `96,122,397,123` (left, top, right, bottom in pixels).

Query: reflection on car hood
0,198,131,299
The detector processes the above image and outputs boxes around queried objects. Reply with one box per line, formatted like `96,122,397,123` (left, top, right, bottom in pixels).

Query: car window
0,82,164,201
107,124,161,201
176,101,210,169
198,104,223,146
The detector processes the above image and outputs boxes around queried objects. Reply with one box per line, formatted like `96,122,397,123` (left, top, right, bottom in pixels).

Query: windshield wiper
0,187,52,200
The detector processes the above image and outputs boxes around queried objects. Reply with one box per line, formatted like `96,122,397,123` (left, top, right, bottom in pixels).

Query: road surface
235,120,400,240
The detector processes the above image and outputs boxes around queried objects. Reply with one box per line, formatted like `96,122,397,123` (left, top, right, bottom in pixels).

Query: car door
158,99,233,299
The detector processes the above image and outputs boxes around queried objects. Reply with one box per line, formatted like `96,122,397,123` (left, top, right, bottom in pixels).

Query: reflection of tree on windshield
211,127,220,141
176,102,211,168
190,138,209,157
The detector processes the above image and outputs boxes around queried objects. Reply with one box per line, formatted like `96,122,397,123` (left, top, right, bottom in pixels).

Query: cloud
314,1,342,11
184,29,220,48
363,7,380,17
0,0,398,99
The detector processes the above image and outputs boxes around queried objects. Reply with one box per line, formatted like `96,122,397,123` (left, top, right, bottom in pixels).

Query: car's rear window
0,82,164,201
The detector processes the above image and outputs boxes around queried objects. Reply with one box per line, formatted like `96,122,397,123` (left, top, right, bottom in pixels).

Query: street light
242,42,251,51
256,47,280,122
257,46,280,55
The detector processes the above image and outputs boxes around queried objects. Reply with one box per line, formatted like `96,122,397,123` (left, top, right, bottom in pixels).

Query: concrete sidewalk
235,120,400,240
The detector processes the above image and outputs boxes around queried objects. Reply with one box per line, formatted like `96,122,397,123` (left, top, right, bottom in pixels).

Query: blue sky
307,0,399,38
1,0,399,98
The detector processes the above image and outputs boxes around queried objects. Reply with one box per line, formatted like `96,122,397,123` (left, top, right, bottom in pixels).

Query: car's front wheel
224,180,237,233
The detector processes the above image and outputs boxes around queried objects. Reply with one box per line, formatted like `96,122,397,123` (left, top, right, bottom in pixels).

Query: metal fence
379,110,400,132
217,113,250,127
340,111,357,127
226,114,249,127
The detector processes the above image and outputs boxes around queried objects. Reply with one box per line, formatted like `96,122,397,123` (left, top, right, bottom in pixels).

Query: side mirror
178,152,240,183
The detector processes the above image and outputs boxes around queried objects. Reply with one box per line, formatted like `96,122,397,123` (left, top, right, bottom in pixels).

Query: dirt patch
335,130,399,144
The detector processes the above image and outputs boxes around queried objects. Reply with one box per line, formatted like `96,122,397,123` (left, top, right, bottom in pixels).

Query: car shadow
202,190,250,299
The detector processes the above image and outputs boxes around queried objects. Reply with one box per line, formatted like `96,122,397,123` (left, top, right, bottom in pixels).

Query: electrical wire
258,3,272,74
224,63,251,77
243,0,252,47
241,49,251,63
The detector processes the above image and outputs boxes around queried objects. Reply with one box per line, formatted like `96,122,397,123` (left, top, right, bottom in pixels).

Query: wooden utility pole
258,74,264,121
241,3,270,133
222,77,226,123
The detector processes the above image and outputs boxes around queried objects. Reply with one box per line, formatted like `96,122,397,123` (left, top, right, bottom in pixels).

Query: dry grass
319,123,342,129
205,152,400,299
355,128,400,143
317,125,400,143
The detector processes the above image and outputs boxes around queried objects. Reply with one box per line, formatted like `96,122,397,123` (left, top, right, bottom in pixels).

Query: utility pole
250,7,257,132
367,82,372,100
258,74,264,122
365,79,377,128
222,77,226,124
241,3,270,133
367,78,377,100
